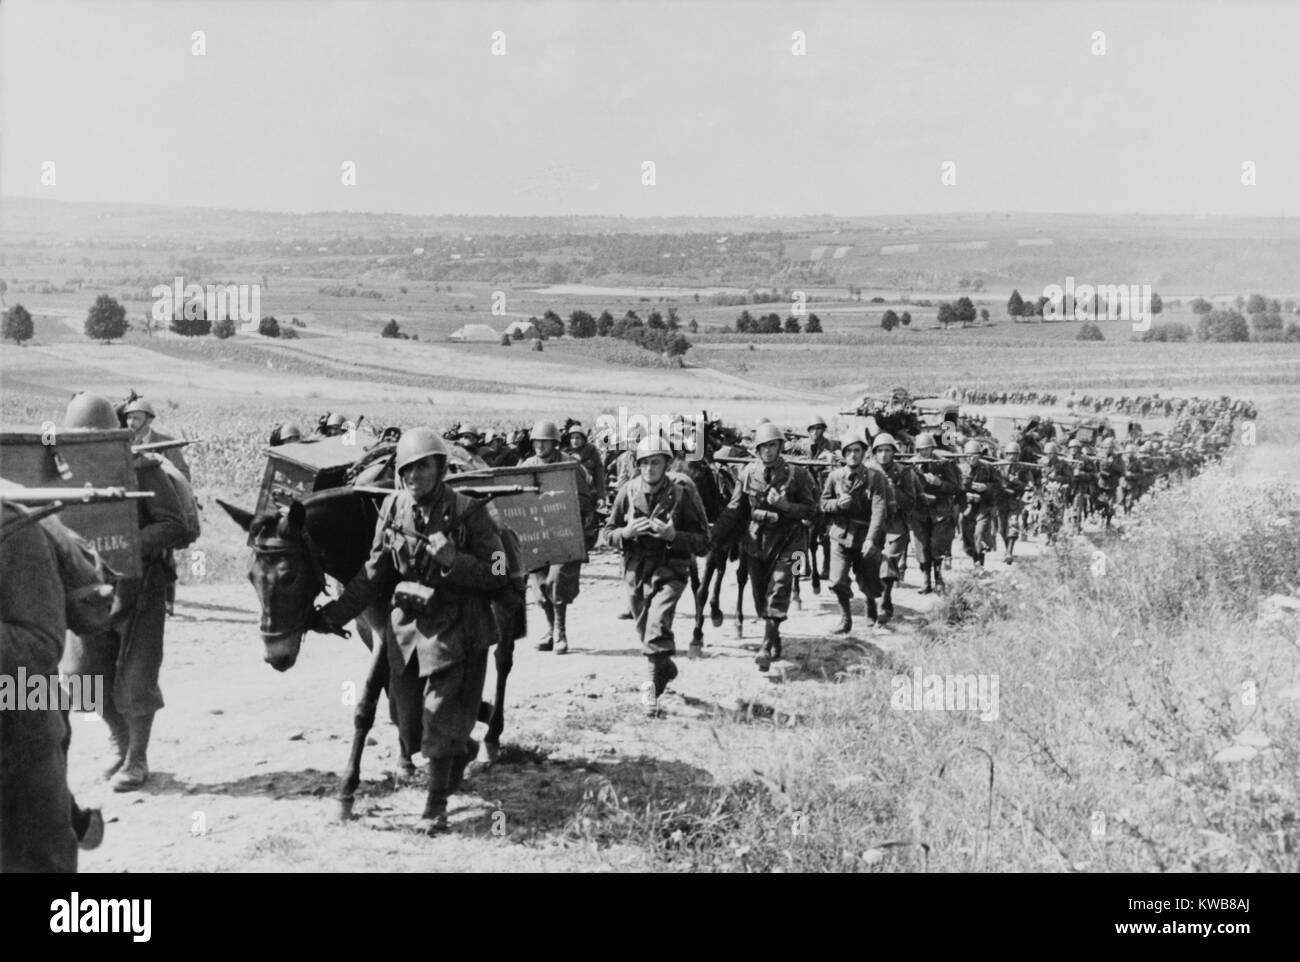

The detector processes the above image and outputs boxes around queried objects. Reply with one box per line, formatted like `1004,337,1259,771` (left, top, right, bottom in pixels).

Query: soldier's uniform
958,443,1001,566
60,395,190,793
523,421,595,654
1,503,112,871
317,428,506,831
996,447,1037,563
819,434,890,632
908,435,961,593
603,437,710,714
873,434,922,616
566,428,608,502
725,424,818,669
133,425,191,482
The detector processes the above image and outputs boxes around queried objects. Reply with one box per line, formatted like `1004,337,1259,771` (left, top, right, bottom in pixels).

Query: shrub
258,315,281,338
1076,322,1104,341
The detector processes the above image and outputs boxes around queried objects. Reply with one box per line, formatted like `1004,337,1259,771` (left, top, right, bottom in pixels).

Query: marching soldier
1,500,114,870
523,420,595,654
958,440,1000,567
269,423,303,447
907,432,961,594
122,398,190,481
1037,442,1074,543
566,422,608,504
724,422,818,672
819,431,890,633
59,393,191,792
313,429,505,834
793,416,840,459
602,436,710,716
871,432,921,622
996,441,1036,564
123,396,190,616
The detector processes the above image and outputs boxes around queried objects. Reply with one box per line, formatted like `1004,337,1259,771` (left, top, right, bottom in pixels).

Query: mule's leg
484,633,513,762
708,553,726,627
340,618,390,821
688,558,706,648
735,555,749,639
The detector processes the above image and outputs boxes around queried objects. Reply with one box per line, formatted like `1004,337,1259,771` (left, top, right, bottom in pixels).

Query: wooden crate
0,427,142,577
448,461,588,571
255,436,361,515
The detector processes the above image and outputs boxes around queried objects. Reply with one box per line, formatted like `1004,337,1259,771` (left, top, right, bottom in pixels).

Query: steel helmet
840,430,868,453
395,428,449,473
963,440,983,455
122,398,156,419
567,422,588,439
870,432,898,452
274,422,303,445
914,432,937,450
1067,438,1083,449
531,420,562,443
326,412,346,430
808,415,828,430
634,436,674,463
1043,442,1061,455
753,422,784,448
64,393,119,430
457,425,478,438
1004,442,1021,457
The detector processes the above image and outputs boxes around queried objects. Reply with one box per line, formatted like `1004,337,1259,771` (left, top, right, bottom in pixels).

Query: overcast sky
3,0,1296,217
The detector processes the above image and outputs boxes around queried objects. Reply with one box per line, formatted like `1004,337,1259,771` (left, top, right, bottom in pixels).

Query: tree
259,315,281,338
597,310,615,337
979,307,990,323
568,309,596,339
212,317,236,339
381,319,402,338
1196,309,1249,343
1234,295,1245,311
1076,322,1104,341
937,302,956,329
647,311,666,330
666,307,681,330
85,294,129,343
3,304,33,345
539,314,565,339
688,317,699,333
1007,289,1025,320
882,309,899,329
760,313,782,334
954,296,977,327
805,313,822,333
900,311,911,327
170,300,211,337
784,315,801,334
665,332,692,357
735,309,754,333
1251,312,1285,341
0,279,7,307
1246,294,1266,314
1190,296,1213,315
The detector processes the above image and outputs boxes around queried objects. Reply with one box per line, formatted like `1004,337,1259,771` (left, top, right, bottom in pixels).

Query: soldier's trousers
61,567,168,718
532,561,582,606
0,682,77,873
908,509,956,567
881,520,910,581
962,503,998,557
828,539,881,600
390,642,490,761
997,500,1022,544
624,564,687,657
748,549,797,622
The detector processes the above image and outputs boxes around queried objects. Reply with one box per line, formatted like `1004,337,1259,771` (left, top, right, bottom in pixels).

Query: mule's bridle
251,526,330,642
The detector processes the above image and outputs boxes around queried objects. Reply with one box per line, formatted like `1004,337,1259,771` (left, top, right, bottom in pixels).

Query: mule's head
218,499,325,672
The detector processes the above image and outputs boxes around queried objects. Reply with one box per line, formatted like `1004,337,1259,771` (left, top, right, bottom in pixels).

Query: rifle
132,438,202,455
1,487,153,542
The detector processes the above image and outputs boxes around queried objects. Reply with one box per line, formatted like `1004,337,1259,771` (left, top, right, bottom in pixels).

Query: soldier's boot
755,619,780,672
449,738,479,794
418,757,454,835
1004,537,1017,565
975,551,985,568
866,593,879,624
919,563,934,595
111,713,154,792
932,565,947,594
880,580,895,624
100,702,130,780
767,618,783,663
553,603,569,655
791,577,802,611
640,655,678,717
535,600,555,651
829,587,852,635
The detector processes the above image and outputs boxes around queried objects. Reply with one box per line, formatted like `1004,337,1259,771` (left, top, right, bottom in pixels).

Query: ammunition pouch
393,580,437,616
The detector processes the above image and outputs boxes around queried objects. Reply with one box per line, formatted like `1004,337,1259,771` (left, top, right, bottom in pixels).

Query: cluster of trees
509,307,693,356
879,310,912,331
710,289,798,308
319,284,383,299
732,310,823,334
1007,288,1164,321
936,297,988,329
380,318,418,340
